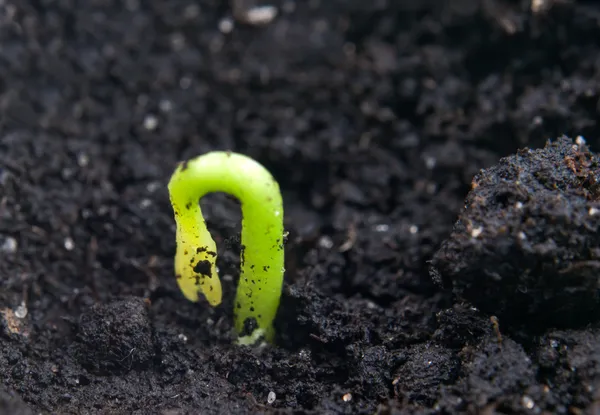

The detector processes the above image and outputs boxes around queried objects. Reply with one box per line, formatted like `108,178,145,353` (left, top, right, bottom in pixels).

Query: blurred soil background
1,0,600,414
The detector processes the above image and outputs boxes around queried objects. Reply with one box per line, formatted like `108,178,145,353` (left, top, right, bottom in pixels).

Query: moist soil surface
2,1,600,414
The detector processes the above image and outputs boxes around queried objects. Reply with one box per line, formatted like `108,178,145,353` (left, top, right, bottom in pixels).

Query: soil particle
535,329,600,412
431,137,600,330
392,342,460,406
447,335,537,412
432,304,493,349
347,344,399,399
72,298,154,374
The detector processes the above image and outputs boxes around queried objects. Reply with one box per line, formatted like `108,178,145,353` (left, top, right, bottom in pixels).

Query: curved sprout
168,151,285,344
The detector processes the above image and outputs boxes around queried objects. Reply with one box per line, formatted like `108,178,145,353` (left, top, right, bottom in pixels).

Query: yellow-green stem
168,151,284,344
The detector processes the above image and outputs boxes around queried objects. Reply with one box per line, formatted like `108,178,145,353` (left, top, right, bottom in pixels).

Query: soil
2,0,600,414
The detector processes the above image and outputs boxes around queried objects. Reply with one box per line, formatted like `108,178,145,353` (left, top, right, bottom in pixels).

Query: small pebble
521,395,535,409
77,152,89,167
424,156,437,169
143,114,158,131
14,302,27,319
342,393,352,402
219,18,234,33
531,0,551,13
470,226,483,238
64,237,75,251
318,236,333,249
0,237,17,253
267,391,276,404
236,5,278,25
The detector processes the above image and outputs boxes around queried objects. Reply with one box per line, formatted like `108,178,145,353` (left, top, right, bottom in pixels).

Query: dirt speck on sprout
193,260,212,277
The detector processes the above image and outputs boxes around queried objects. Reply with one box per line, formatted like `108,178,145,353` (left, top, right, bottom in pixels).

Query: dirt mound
432,137,600,329
2,1,600,413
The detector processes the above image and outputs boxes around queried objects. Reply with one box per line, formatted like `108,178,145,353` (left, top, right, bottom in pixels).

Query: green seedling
168,151,284,345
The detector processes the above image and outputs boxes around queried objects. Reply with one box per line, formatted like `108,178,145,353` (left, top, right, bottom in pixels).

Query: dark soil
2,0,600,414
